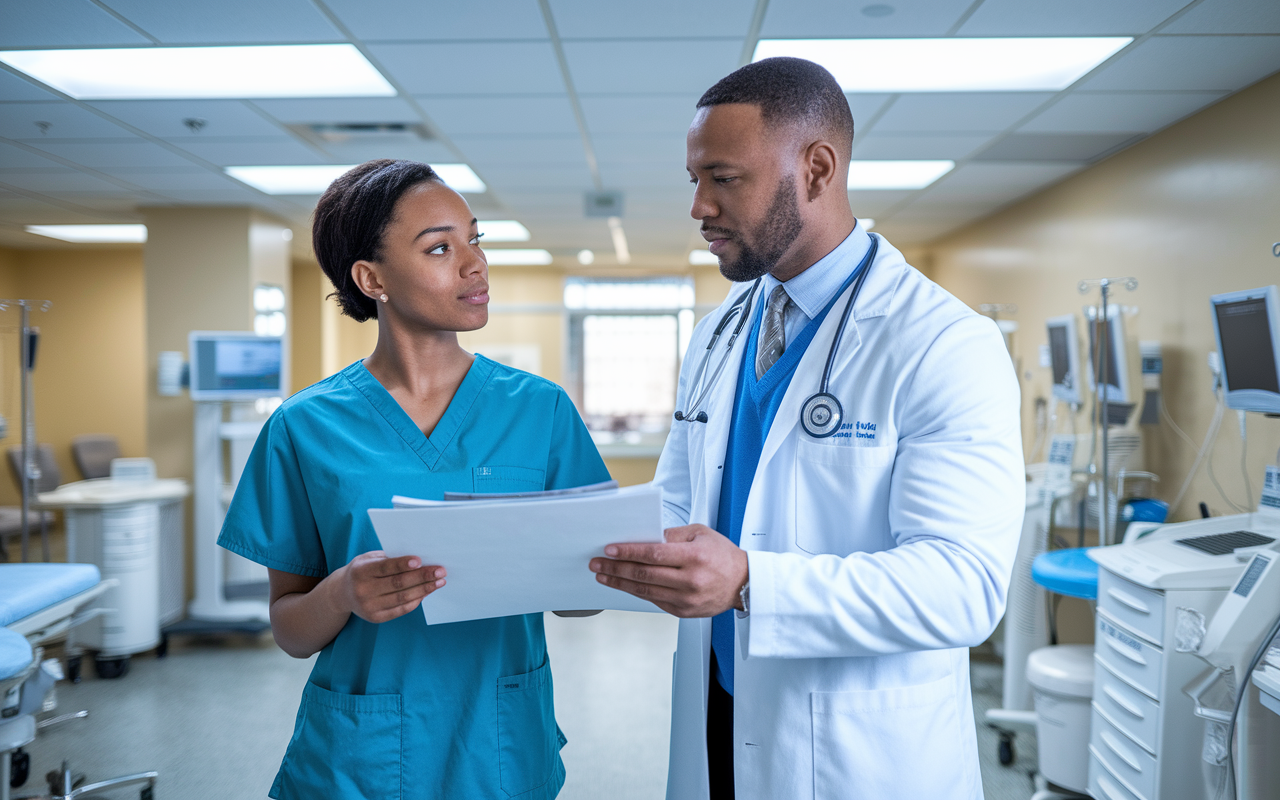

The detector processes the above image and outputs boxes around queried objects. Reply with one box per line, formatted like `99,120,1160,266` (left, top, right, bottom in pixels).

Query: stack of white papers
369,483,665,624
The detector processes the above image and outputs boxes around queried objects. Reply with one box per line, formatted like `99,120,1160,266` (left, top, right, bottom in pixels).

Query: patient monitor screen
1048,323,1072,388
1215,297,1279,394
195,338,282,393
1087,317,1121,391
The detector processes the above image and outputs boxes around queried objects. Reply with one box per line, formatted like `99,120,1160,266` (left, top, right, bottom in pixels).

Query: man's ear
802,139,840,202
351,259,384,302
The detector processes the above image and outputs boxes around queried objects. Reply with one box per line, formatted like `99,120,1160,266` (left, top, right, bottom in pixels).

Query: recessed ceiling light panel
225,163,486,195
25,224,147,243
754,38,1131,92
433,164,486,194
0,45,396,99
483,249,553,266
848,160,954,190
477,221,530,242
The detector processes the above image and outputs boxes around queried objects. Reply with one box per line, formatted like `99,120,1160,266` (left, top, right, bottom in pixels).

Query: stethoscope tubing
817,238,877,395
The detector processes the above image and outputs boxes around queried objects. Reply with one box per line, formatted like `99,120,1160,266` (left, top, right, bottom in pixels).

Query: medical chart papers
369,483,664,624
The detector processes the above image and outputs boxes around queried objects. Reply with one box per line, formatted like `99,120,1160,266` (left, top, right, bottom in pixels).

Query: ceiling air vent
288,122,434,146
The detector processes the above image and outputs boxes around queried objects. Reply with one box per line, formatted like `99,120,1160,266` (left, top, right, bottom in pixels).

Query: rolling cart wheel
66,656,82,684
141,785,154,800
156,634,169,659
997,733,1015,766
9,748,29,788
93,655,131,680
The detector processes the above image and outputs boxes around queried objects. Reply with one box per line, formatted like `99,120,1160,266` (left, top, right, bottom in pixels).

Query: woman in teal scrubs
218,160,610,799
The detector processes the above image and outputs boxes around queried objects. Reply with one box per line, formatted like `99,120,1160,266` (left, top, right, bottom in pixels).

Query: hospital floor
19,612,1038,799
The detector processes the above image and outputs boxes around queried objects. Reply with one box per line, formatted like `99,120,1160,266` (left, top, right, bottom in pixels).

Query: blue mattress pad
0,563,101,627
0,626,33,680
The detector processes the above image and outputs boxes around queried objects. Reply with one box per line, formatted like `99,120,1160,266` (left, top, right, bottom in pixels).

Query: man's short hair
696,57,854,158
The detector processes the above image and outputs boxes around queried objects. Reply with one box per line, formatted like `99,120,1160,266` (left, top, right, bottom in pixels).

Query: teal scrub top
218,356,611,800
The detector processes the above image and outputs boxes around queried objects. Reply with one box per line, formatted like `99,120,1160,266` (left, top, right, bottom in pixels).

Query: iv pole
0,299,52,562
1077,278,1136,547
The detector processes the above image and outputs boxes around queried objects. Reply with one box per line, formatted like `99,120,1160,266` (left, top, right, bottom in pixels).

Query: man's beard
715,178,804,283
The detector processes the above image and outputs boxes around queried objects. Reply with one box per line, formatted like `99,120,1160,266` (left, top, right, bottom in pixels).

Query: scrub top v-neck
219,356,610,800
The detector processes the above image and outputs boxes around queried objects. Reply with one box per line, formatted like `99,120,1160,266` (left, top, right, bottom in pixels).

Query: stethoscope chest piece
801,392,843,438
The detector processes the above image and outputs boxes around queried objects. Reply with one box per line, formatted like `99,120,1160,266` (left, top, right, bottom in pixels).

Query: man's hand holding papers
590,524,748,618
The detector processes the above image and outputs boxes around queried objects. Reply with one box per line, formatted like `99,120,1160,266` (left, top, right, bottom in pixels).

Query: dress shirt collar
759,221,873,321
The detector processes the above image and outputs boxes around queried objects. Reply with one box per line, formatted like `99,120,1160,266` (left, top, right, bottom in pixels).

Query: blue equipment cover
0,563,101,627
1032,548,1099,600
0,626,33,679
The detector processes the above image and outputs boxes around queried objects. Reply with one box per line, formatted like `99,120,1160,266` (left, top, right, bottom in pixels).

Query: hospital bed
0,563,158,799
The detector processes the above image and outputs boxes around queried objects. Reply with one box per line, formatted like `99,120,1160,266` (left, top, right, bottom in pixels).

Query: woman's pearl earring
379,293,388,303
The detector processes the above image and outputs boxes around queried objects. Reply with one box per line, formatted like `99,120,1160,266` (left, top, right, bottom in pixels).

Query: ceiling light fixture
0,45,395,99
225,163,485,195
607,217,631,265
848,160,954,190
689,250,718,266
25,224,147,243
577,249,595,265
477,220,530,242
754,37,1131,92
483,249,553,266
860,218,876,230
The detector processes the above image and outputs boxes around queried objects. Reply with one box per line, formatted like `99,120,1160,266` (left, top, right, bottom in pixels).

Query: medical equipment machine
0,563,158,800
1138,341,1162,426
1186,551,1280,800
1086,507,1280,800
1047,314,1085,406
1210,285,1280,415
187,331,286,401
1086,303,1132,407
674,236,880,438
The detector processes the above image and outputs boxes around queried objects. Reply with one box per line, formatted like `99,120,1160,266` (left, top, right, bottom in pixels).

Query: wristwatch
738,580,750,615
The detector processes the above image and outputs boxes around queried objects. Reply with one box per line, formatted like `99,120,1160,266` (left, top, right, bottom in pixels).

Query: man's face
687,103,804,282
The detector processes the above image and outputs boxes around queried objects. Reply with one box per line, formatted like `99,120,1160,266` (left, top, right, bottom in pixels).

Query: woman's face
360,181,489,333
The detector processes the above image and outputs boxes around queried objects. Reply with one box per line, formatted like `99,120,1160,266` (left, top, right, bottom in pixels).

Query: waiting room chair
0,446,60,563
70,435,120,481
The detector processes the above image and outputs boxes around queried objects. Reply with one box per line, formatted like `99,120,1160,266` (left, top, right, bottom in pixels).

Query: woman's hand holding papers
340,551,447,624
589,525,748,618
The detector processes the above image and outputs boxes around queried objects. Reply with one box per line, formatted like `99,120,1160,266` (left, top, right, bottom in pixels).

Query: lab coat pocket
274,682,402,800
794,440,895,555
497,659,561,797
474,465,546,493
810,676,964,800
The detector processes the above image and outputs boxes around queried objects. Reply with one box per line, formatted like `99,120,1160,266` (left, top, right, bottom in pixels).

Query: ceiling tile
957,0,1188,35
0,0,151,47
597,163,689,190
454,136,586,167
852,133,995,160
0,101,133,140
848,189,916,217
760,0,976,38
1163,0,1280,35
581,96,697,136
0,168,125,193
249,97,422,124
102,0,342,44
314,138,455,165
494,189,584,216
172,138,325,167
482,162,594,191
593,135,687,165
0,69,61,102
563,40,740,95
0,142,67,169
369,42,564,95
89,100,286,139
27,140,196,169
1018,90,1229,133
1080,35,1280,92
975,132,1143,162
549,0,752,40
870,93,1054,133
0,198,107,224
846,93,895,131
323,0,548,42
922,161,1084,204
152,187,272,204
419,96,578,138
105,168,247,192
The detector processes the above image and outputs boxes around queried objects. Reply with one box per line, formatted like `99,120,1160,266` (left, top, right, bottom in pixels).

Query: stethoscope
674,236,879,438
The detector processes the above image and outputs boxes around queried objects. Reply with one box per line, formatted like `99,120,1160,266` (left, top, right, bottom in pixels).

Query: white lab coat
655,234,1024,800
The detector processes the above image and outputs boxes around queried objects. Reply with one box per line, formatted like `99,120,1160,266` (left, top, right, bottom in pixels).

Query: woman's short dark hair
312,159,442,322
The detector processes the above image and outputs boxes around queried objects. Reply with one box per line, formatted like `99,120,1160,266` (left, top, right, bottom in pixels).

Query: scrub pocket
272,682,403,800
473,465,546,494
810,676,966,799
497,660,562,798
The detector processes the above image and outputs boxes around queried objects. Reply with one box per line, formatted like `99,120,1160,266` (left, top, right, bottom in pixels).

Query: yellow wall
924,71,1280,523
0,247,147,506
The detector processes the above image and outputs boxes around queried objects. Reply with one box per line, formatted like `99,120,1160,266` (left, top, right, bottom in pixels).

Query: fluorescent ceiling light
226,163,485,195
849,160,953,190
484,249,553,266
754,38,1131,92
689,249,718,266
433,164,486,194
477,220,530,242
25,224,146,243
0,45,395,99
608,217,631,265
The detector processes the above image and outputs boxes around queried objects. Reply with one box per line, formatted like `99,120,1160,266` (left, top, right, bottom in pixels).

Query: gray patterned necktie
756,285,792,379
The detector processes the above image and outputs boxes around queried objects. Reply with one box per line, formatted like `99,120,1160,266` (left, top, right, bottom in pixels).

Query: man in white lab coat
590,58,1024,799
